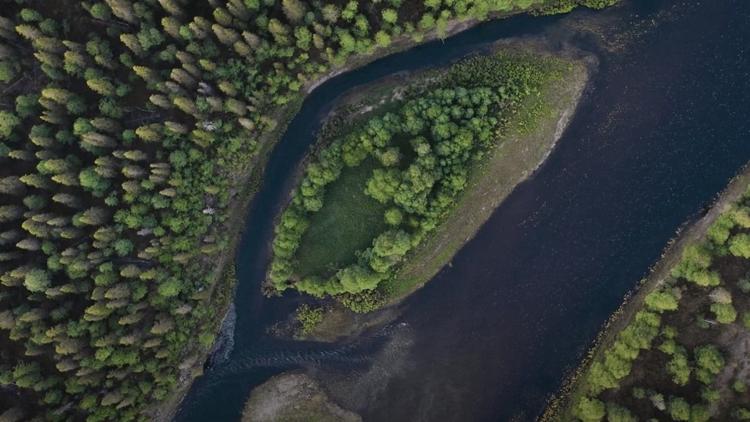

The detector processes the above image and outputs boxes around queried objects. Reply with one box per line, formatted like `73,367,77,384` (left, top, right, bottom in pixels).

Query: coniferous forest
0,0,615,420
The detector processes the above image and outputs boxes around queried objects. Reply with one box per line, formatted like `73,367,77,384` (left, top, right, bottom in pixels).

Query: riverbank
542,161,750,421
276,40,593,342
147,99,306,422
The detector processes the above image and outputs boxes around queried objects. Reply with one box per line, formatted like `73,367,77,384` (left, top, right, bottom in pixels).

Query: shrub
574,396,605,422
665,347,691,386
644,289,679,312
668,397,690,421
295,304,324,335
710,303,737,324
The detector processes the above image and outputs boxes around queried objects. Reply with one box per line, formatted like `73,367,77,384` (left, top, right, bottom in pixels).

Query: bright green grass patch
295,159,388,277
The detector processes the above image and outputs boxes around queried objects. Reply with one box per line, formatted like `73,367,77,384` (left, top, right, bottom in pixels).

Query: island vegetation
0,0,615,420
544,167,750,422
267,50,589,318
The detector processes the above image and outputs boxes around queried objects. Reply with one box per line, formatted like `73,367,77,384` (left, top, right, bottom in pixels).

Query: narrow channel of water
177,1,750,420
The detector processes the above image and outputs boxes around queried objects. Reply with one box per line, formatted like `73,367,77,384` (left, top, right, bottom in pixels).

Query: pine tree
227,0,250,21
172,96,198,115
211,24,239,46
0,205,23,222
149,94,172,109
132,65,160,85
170,68,196,88
79,207,109,225
188,17,210,39
268,19,290,45
161,17,181,39
86,78,116,96
119,33,144,57
0,176,24,195
157,0,184,17
15,24,42,41
105,0,137,24
135,124,162,142
282,0,306,23
233,40,251,57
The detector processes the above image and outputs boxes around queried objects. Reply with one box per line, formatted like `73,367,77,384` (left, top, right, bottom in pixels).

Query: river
176,0,750,420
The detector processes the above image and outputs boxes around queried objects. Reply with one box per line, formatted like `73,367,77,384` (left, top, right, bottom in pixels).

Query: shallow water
176,1,750,420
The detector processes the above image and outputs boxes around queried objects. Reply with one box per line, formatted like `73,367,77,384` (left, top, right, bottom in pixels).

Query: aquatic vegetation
295,304,324,335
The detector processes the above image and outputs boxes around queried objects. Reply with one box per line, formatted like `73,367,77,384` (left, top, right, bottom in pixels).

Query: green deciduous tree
574,396,605,422
24,268,50,292
605,402,636,422
382,8,399,24
710,302,737,324
0,111,20,139
644,289,679,312
668,397,691,421
729,233,750,258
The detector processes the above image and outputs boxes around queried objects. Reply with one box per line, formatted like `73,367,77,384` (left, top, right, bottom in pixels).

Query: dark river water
176,1,750,420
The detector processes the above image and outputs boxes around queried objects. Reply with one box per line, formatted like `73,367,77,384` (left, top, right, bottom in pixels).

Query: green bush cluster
294,304,324,335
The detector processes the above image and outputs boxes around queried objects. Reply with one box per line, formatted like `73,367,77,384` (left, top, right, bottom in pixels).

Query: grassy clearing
295,159,388,277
